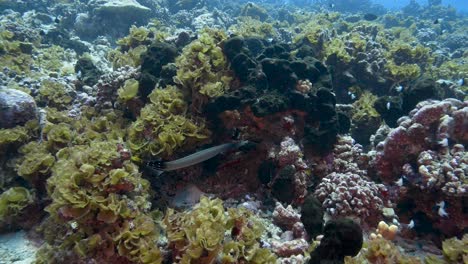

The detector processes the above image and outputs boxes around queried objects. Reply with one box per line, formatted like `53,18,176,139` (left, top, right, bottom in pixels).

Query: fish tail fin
145,160,167,176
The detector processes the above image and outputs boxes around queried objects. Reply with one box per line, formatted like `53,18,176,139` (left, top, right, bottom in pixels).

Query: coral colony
0,0,466,263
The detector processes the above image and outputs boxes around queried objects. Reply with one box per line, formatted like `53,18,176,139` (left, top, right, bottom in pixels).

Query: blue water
375,0,467,12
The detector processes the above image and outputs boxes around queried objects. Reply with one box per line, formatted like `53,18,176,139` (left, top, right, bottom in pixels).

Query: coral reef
0,1,466,263
175,28,232,112
127,85,210,159
164,196,277,263
308,218,363,264
38,140,162,263
372,98,467,183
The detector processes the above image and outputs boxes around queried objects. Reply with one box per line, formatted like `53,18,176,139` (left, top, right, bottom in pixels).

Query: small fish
395,176,406,187
394,85,403,93
54,17,60,23
407,219,415,229
329,3,335,8
438,138,448,147
347,91,356,100
435,201,449,217
457,78,465,86
145,141,251,176
363,13,378,21
434,18,442,24
170,184,205,209
386,102,391,110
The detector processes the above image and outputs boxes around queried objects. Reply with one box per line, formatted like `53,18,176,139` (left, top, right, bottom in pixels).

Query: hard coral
175,28,232,112
372,99,467,183
314,172,388,224
127,85,210,159
41,140,161,263
0,186,34,225
164,196,276,264
308,218,363,264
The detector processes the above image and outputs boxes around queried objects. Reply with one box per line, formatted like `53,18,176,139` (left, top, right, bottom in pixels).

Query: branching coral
127,85,210,159
164,196,277,264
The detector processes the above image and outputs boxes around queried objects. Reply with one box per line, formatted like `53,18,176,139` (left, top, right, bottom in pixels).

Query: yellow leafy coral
127,85,210,159
175,28,233,112
164,196,277,264
0,187,34,223
41,140,161,263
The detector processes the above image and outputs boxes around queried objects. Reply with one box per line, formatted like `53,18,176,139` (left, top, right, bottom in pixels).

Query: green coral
352,91,380,122
0,125,31,153
345,238,422,263
117,78,139,101
229,17,277,39
442,234,468,263
36,45,74,75
0,186,34,222
175,28,233,109
164,196,277,264
239,3,269,21
432,59,468,80
38,80,73,109
385,61,421,82
324,38,353,64
39,140,161,263
116,25,154,49
108,25,156,69
128,85,210,159
16,141,55,183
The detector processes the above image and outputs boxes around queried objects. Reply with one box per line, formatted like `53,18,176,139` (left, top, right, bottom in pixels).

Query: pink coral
402,144,467,196
314,172,389,224
271,239,309,258
270,137,310,203
372,99,468,183
272,202,302,231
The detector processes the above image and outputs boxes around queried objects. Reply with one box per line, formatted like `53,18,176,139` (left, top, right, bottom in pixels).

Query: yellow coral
164,196,277,264
128,85,210,158
118,78,139,101
175,28,233,111
0,187,34,222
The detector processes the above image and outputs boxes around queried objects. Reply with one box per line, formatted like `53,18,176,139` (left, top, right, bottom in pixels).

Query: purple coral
313,136,391,225
314,172,388,223
402,144,467,196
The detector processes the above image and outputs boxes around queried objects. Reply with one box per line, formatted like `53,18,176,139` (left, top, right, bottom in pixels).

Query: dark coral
300,194,324,239
74,56,102,87
375,77,442,127
308,218,363,264
139,42,178,99
208,37,345,153
271,165,296,204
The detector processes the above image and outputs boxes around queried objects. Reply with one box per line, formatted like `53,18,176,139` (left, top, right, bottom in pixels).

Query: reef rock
0,89,37,129
90,0,151,16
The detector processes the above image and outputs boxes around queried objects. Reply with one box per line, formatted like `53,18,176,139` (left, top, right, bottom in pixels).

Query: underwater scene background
0,0,466,263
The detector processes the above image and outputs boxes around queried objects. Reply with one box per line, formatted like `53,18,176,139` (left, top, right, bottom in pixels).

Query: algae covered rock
0,88,38,129
90,0,151,17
